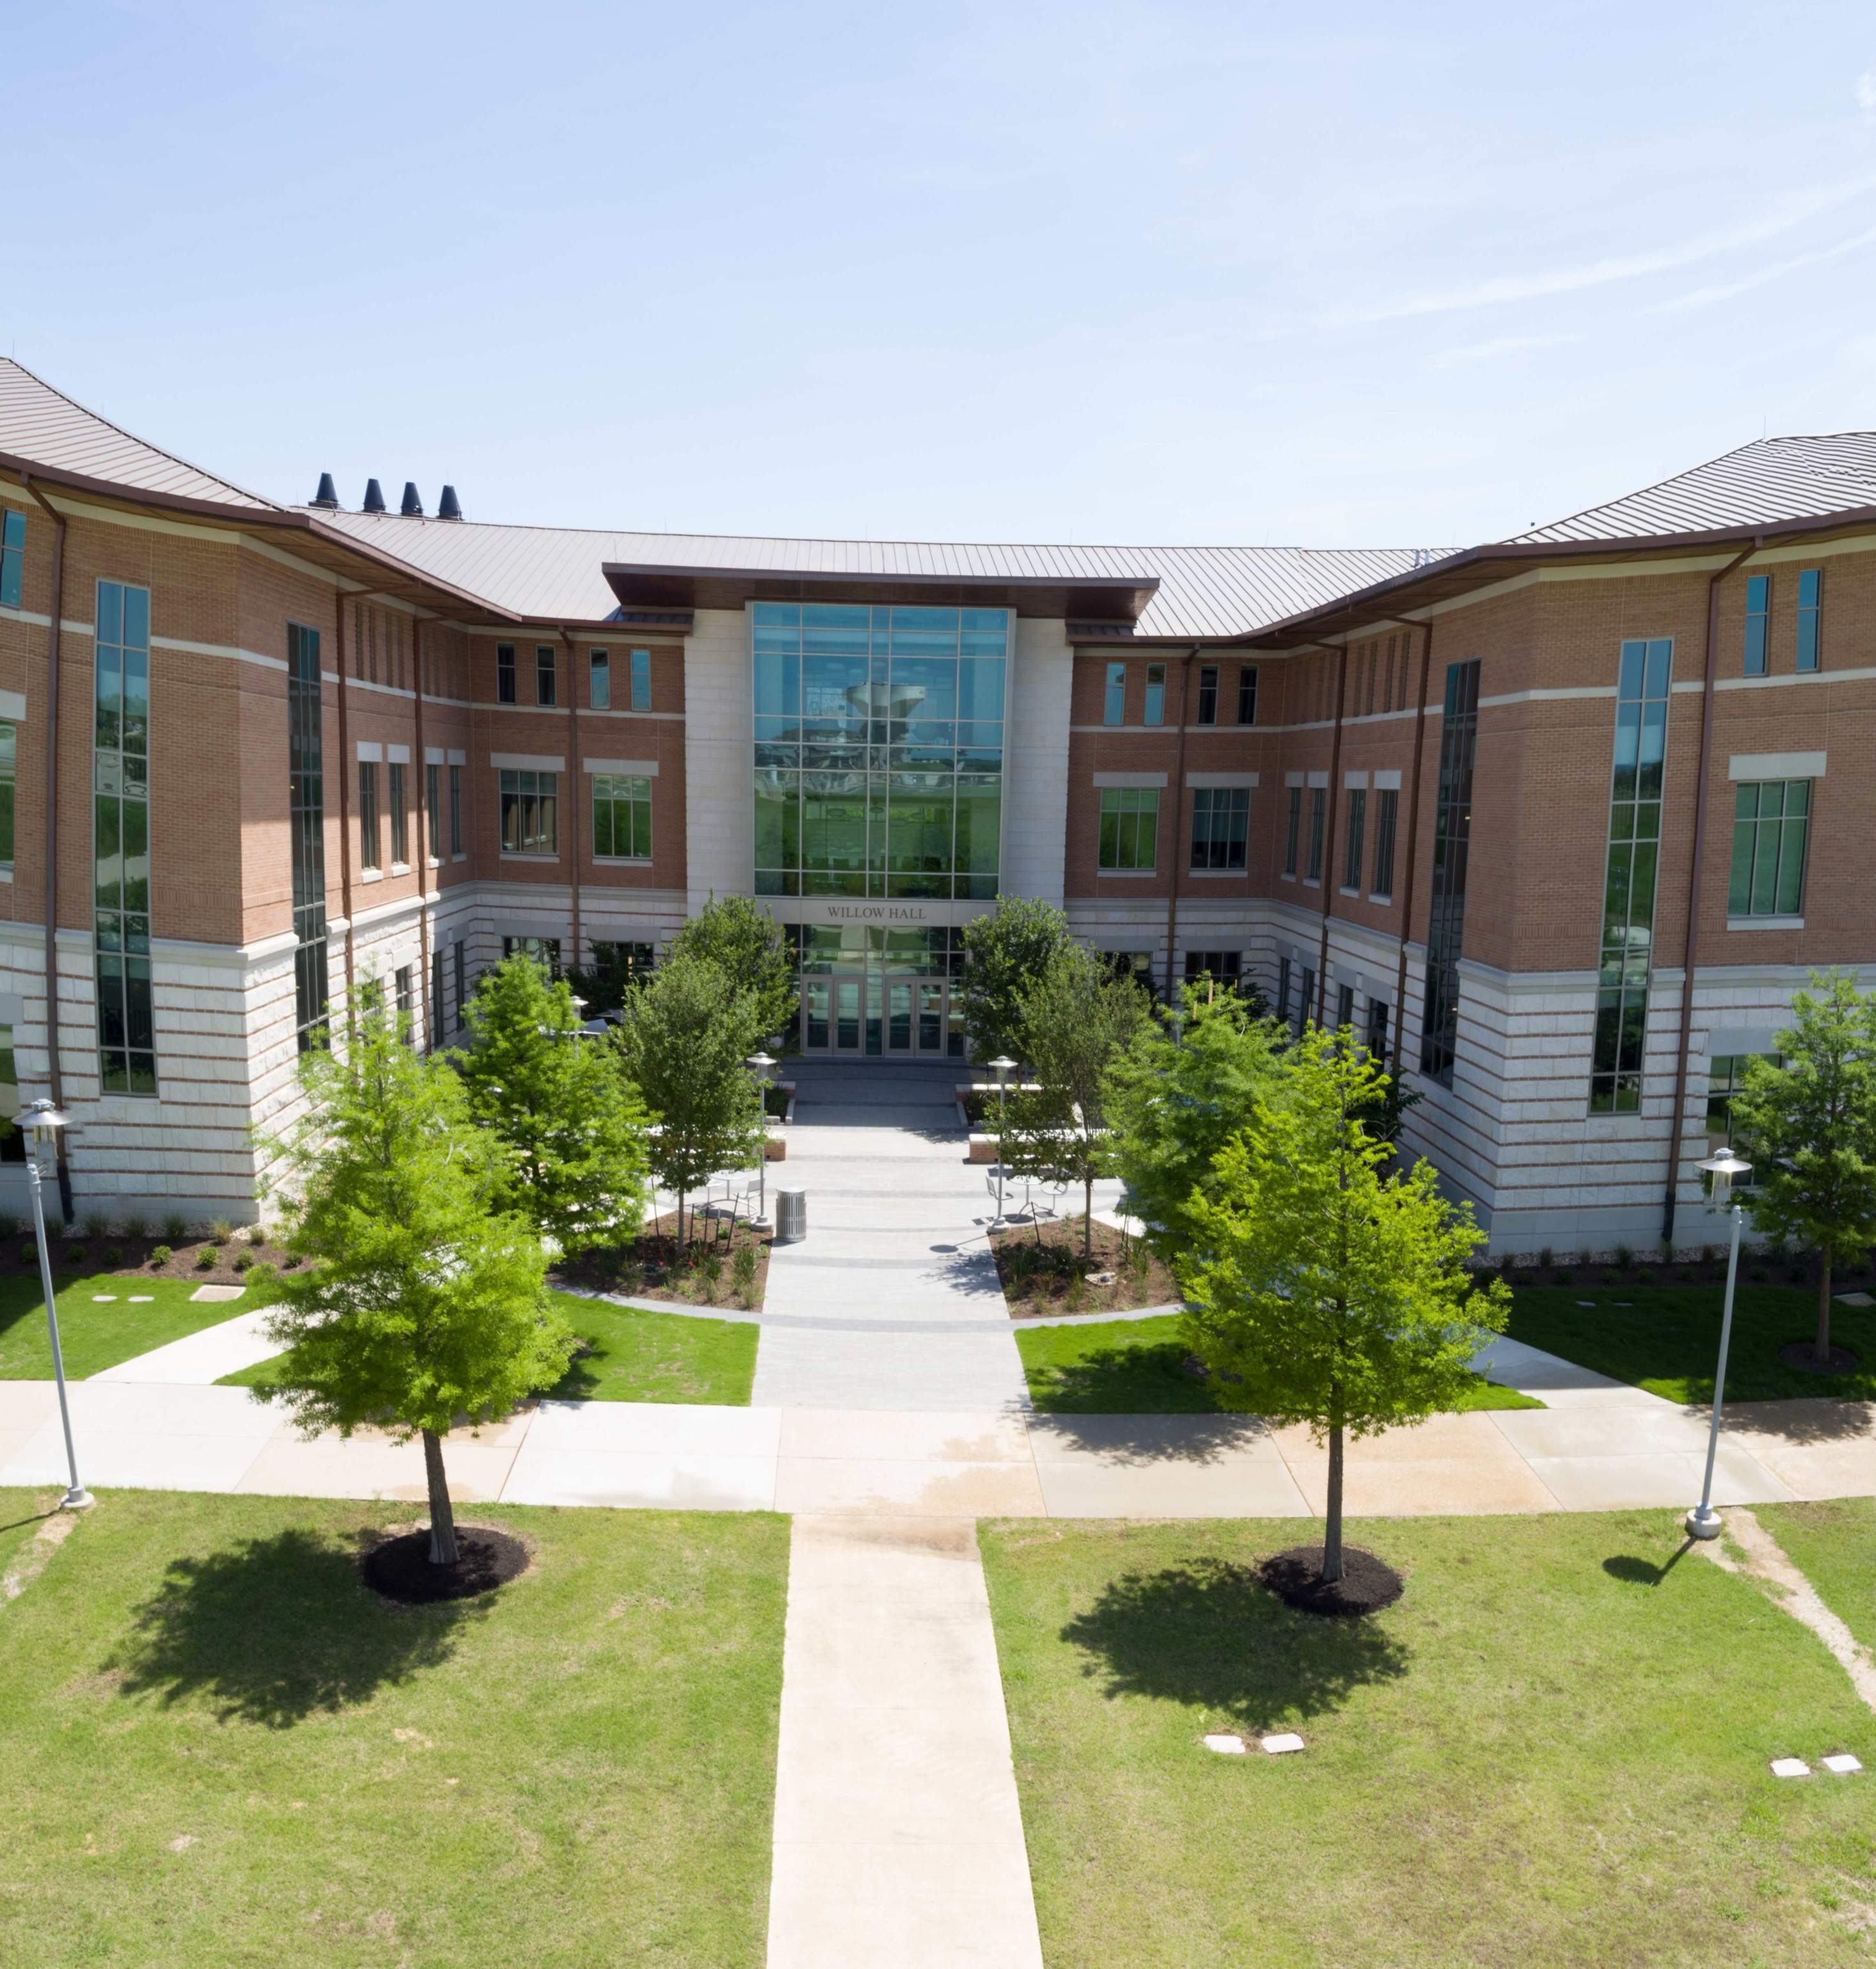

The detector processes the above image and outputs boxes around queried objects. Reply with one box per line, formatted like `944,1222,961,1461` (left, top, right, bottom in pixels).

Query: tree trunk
1322,1421,1345,1584
1083,1170,1094,1261
675,1185,687,1255
423,1428,460,1566
1816,1251,1834,1364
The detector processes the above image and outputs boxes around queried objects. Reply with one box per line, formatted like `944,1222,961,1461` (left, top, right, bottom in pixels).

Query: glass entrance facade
796,923,965,1058
753,603,1009,899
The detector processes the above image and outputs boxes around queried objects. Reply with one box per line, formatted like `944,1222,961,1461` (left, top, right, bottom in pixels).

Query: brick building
0,360,1870,1254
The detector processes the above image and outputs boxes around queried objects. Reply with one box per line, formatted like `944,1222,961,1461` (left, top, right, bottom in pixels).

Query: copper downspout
412,615,432,1049
1313,642,1349,1024
20,475,74,1223
1162,644,1199,1002
1390,617,1435,1069
561,629,581,977
1660,539,1762,1252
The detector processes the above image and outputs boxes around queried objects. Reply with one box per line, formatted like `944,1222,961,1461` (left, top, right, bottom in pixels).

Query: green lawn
0,1487,61,1579
0,1271,241,1380
981,1511,1876,1969
1508,1283,1876,1403
0,1489,788,1966
221,1292,757,1405
1759,1499,1876,1657
1015,1313,1543,1414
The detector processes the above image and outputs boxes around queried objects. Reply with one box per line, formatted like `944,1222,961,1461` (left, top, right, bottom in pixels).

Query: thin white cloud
1425,331,1581,370
1647,221,1876,314
1324,176,1876,327
1857,70,1876,115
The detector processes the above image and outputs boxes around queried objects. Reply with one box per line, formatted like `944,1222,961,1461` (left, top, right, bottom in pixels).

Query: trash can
774,1186,808,1245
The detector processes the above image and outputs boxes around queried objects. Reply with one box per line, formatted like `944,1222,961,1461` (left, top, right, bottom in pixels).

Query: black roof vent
311,472,339,509
362,477,387,514
437,484,463,522
401,481,424,517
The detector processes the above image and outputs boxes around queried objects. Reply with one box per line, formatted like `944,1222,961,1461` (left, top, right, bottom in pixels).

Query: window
431,948,445,1047
1591,638,1671,1112
1420,658,1483,1087
1744,575,1769,677
1103,662,1126,725
1797,569,1822,673
449,763,463,855
0,509,22,609
452,939,466,1028
0,723,13,866
1365,996,1390,1061
1371,788,1399,898
593,773,653,859
1306,786,1325,881
589,649,610,709
1343,788,1366,891
389,761,408,866
1237,666,1257,725
1277,956,1293,1024
630,648,651,711
1183,950,1242,989
502,935,561,977
1707,1053,1779,1167
0,1023,20,1161
1100,950,1157,996
496,642,517,703
1098,787,1158,870
394,964,413,1037
499,769,557,855
1196,665,1218,725
287,625,328,1050
358,762,381,870
591,939,656,990
426,762,440,860
1298,966,1316,1034
1336,982,1355,1030
1190,786,1249,870
1143,664,1165,726
536,644,556,705
1729,779,1809,917
1284,786,1301,876
94,579,156,1094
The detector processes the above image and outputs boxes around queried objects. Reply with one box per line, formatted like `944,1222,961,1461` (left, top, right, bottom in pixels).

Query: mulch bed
555,1209,772,1311
362,1525,530,1604
1260,1545,1404,1618
1777,1339,1863,1376
990,1214,1180,1318
1496,1254,1876,1293
0,1226,293,1287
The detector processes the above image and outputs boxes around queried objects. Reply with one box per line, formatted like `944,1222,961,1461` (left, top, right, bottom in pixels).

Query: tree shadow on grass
1060,1555,1411,1733
107,1528,488,1728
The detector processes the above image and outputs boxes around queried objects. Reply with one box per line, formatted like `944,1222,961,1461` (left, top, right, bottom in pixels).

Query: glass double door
803,975,949,1056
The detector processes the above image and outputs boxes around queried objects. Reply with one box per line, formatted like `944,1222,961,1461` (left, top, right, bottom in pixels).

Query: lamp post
988,1055,1017,1225
746,1052,776,1227
18,1100,91,1510
1686,1145,1752,1542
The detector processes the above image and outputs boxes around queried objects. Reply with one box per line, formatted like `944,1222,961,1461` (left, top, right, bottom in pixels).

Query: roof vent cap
362,478,387,514
437,484,463,522
311,472,339,509
400,481,424,518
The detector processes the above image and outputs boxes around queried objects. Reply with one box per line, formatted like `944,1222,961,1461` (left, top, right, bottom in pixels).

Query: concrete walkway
89,1307,279,1385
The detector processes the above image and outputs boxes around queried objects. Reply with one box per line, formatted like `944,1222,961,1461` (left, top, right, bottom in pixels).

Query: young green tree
669,895,798,1046
616,952,769,1250
959,895,1075,1067
1728,971,1876,1365
997,945,1150,1259
455,953,650,1256
250,1008,573,1566
1178,1030,1507,1584
1102,982,1291,1259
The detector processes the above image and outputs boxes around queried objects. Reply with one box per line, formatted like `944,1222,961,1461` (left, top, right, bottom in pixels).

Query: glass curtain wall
753,603,1009,900
95,580,157,1093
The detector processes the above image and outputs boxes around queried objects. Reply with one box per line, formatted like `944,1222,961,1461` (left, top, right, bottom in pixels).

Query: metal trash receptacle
774,1186,807,1245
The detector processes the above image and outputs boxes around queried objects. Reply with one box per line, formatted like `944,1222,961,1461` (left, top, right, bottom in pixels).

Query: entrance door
803,977,865,1053
805,975,949,1055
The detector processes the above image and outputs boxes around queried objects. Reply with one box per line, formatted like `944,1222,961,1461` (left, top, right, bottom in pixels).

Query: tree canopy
669,895,798,1047
959,896,1075,1067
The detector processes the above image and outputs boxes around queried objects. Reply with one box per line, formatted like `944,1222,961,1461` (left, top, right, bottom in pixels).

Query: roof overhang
602,561,1158,623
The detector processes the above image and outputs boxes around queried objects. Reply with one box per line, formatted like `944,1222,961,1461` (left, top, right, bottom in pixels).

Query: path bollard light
988,1056,1017,1225
746,1052,777,1227
1686,1145,1752,1542
17,1099,92,1510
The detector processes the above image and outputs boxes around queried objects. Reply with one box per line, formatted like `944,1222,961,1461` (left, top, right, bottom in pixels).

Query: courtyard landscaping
0,1271,247,1380
1759,1498,1876,1655
0,1488,788,1967
981,1510,1876,1968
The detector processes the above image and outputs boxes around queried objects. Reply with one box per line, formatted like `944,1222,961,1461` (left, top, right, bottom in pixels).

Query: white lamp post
1686,1145,1752,1541
18,1100,91,1510
746,1052,776,1227
989,1055,1017,1225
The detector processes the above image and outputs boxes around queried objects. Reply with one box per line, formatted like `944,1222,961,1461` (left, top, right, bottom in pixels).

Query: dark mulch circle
1260,1544,1404,1618
362,1526,530,1604
1777,1340,1863,1377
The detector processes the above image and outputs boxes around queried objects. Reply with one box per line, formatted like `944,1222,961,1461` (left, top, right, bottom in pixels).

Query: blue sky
8,1,1876,548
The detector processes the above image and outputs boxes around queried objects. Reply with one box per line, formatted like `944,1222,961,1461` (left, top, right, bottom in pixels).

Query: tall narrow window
1744,575,1769,676
1420,659,1482,1087
589,649,611,709
1729,779,1810,918
395,964,413,1034
0,723,14,867
1237,665,1257,725
389,761,408,866
496,642,517,703
499,769,558,855
431,948,445,1049
1196,665,1219,725
1277,956,1293,1024
449,763,463,854
287,625,328,1049
1299,966,1316,1033
1098,788,1158,870
0,509,22,609
592,773,653,859
1143,664,1165,726
1336,982,1355,1030
1590,638,1671,1112
358,761,381,871
426,762,441,860
1103,662,1126,725
453,940,466,1028
1343,788,1366,891
536,644,556,705
1796,569,1822,673
1190,786,1249,870
93,580,156,1093
1365,996,1390,1062
1306,786,1325,881
1284,786,1302,875
1371,788,1399,898
630,648,651,711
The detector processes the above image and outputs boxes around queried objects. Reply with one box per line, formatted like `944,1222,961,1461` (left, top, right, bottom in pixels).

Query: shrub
1790,1264,1810,1284
731,1243,758,1303
1512,1269,1534,1286
1600,1269,1620,1286
194,1246,216,1270
0,1213,19,1243
232,1250,253,1274
1634,1267,1656,1286
1748,1263,1770,1283
80,1215,109,1243
209,1218,233,1247
1537,1247,1554,1271
17,1243,34,1267
102,1245,123,1267
1063,1271,1087,1311
1553,1268,1573,1285
246,1224,267,1245
282,1253,303,1269
163,1214,188,1243
150,1245,173,1267
120,1214,148,1241
1613,1243,1635,1271
1767,1240,1790,1269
